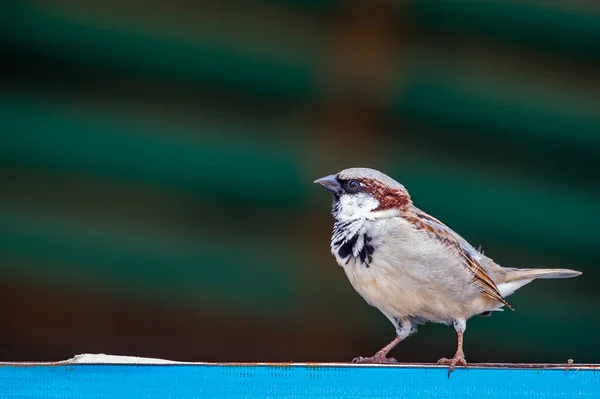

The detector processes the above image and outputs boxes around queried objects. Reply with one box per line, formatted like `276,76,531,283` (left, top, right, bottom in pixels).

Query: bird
314,167,581,375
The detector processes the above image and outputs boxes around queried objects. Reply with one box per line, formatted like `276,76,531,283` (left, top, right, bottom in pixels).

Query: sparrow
315,167,581,375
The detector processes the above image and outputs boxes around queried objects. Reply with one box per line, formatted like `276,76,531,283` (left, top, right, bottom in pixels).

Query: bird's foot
437,350,467,377
352,353,398,364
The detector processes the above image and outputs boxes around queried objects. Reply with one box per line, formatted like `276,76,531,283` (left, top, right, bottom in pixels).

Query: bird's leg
352,336,402,364
438,319,468,376
352,318,411,364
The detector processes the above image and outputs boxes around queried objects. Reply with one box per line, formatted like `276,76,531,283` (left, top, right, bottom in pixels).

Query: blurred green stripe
0,3,320,98
395,71,600,151
260,0,336,8
0,96,306,207
392,161,600,262
410,0,600,59
486,291,598,360
0,206,298,314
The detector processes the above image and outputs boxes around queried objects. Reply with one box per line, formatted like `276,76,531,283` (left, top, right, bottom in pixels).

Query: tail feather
504,268,582,282
497,268,581,298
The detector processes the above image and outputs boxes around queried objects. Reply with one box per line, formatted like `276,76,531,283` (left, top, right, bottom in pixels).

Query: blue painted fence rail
1,362,598,398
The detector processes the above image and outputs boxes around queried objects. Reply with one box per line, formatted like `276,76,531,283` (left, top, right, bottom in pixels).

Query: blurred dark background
1,0,598,364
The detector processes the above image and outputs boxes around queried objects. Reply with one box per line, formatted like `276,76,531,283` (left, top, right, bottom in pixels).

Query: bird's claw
437,351,467,377
352,354,398,364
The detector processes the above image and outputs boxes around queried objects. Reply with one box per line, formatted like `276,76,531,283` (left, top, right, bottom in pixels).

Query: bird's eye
346,180,360,192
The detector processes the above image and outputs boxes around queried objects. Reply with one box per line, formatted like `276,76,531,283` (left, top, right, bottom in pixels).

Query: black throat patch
358,234,374,265
332,221,374,267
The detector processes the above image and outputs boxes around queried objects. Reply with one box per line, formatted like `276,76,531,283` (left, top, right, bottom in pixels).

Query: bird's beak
314,174,342,195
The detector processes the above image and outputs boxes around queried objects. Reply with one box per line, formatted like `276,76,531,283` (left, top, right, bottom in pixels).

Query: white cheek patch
336,193,380,221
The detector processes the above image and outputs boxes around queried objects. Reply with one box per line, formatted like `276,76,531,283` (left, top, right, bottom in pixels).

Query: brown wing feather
403,210,513,310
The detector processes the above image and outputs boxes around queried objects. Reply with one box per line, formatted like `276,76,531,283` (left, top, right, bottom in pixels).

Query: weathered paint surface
0,363,598,398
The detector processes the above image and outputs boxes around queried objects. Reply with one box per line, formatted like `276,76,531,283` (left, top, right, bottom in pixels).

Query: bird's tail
504,268,582,281
497,268,581,298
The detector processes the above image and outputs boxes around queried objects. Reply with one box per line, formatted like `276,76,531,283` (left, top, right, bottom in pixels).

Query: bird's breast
335,217,486,322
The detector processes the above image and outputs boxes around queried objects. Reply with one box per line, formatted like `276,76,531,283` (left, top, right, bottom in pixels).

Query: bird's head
314,167,412,222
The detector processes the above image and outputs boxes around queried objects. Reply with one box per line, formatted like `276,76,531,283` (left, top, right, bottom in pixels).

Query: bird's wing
403,209,513,310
